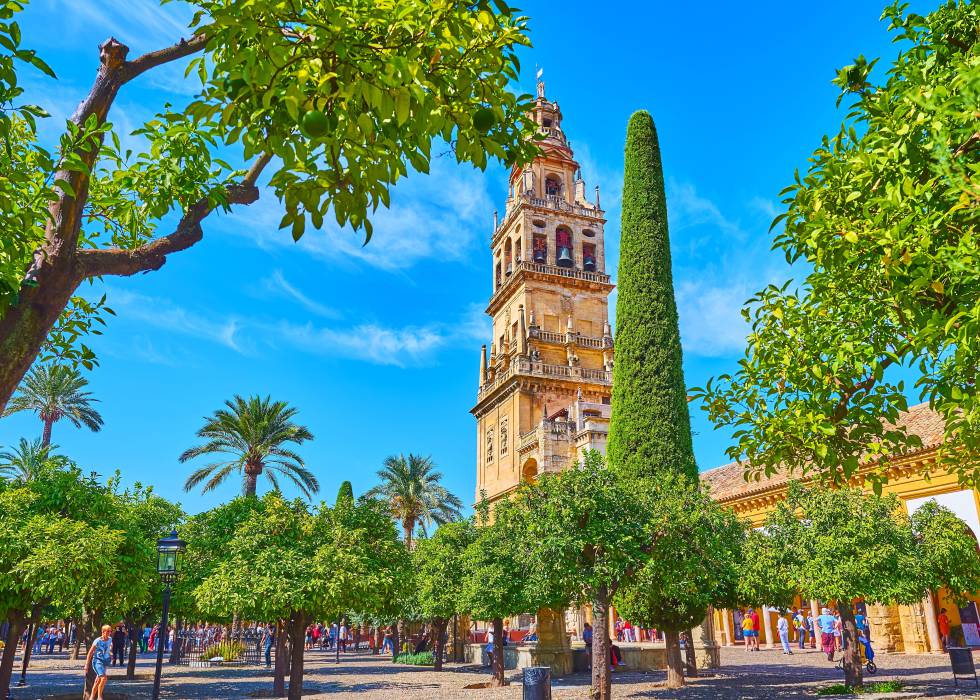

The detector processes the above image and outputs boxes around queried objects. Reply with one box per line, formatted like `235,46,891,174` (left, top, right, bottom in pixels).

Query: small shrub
203,641,246,662
393,651,434,666
817,681,903,695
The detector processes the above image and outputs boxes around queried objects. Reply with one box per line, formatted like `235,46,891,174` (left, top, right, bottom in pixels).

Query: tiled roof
700,402,947,502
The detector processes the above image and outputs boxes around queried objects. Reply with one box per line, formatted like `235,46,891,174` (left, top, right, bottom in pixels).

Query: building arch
544,174,562,197
555,225,573,268
522,458,539,484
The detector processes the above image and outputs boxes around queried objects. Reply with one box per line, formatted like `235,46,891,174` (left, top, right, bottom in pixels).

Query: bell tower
473,80,615,504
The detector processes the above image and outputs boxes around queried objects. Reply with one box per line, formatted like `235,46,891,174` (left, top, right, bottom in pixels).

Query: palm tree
4,364,103,446
180,395,317,498
365,454,463,549
0,438,69,482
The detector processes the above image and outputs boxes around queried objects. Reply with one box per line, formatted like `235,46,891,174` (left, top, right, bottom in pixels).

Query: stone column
724,609,736,646
530,607,572,676
899,601,931,653
810,600,821,649
921,593,943,653
761,606,775,649
867,603,904,653
691,608,720,669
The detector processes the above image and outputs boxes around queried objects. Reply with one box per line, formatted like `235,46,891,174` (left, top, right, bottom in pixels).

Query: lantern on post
152,530,186,700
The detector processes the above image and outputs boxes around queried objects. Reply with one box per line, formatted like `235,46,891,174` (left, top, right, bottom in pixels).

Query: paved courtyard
7,646,980,699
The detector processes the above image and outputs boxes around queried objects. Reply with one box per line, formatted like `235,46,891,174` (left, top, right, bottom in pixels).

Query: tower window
545,175,561,197
582,228,596,238
543,118,553,128
504,238,513,275
556,227,573,268
583,242,597,272
532,234,547,264
496,261,502,289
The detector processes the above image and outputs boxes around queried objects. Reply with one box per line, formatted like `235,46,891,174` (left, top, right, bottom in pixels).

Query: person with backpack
793,609,806,649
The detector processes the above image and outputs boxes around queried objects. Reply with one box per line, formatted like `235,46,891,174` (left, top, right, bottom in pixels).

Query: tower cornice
492,193,605,249
485,260,614,316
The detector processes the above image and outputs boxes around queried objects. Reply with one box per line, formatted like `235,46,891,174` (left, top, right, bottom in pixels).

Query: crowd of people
736,606,876,662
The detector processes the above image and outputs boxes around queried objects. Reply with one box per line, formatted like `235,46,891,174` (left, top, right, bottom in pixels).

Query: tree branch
119,34,209,84
76,154,271,279
953,132,980,159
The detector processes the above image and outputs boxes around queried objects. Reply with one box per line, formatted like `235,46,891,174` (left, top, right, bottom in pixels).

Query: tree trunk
17,604,42,687
273,619,288,697
0,615,26,699
126,619,141,680
244,471,259,497
838,604,862,688
395,619,406,661
403,519,415,551
432,618,448,672
287,615,306,700
590,590,611,700
684,629,698,677
41,416,54,447
489,617,507,687
665,629,685,689
0,271,81,415
391,622,400,663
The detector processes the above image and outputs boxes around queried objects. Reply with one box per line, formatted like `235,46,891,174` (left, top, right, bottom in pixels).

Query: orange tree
693,2,980,489
0,0,538,409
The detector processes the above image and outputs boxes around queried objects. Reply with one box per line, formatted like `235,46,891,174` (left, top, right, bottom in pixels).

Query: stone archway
522,458,538,484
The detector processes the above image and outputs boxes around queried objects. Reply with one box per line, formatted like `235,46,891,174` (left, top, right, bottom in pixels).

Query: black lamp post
152,529,185,700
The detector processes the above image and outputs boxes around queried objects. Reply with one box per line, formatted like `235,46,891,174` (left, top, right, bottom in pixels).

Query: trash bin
522,665,552,700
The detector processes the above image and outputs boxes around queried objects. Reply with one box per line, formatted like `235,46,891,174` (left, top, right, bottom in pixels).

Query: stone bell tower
472,79,615,505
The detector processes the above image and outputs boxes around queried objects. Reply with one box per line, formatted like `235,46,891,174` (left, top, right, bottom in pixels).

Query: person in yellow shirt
742,613,758,651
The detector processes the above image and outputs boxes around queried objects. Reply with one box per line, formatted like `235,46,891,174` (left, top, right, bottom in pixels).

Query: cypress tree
336,480,354,507
607,110,698,483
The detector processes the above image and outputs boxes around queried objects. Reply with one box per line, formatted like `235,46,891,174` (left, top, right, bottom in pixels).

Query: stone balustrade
478,358,612,401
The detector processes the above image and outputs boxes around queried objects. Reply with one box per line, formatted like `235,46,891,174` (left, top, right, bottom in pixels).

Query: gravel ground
8,645,980,699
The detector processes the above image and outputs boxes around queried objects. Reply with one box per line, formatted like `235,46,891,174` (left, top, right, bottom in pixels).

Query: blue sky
0,0,908,515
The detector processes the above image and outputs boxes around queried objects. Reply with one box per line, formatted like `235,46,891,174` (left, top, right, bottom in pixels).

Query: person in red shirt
749,609,761,646
938,608,951,652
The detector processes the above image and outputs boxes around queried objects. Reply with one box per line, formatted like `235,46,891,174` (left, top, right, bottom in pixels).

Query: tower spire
480,344,488,385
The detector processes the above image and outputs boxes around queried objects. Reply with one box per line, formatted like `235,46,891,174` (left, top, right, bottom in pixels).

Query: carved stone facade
473,80,614,506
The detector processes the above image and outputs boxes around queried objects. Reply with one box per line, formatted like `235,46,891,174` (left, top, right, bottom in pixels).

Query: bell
557,247,573,267
533,248,547,264
583,255,596,271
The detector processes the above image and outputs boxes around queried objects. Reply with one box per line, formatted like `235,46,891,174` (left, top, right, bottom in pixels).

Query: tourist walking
794,609,807,649
741,611,757,651
777,612,793,655
85,624,113,700
833,609,843,651
381,625,393,655
262,623,275,667
111,624,126,666
938,608,951,652
817,608,837,661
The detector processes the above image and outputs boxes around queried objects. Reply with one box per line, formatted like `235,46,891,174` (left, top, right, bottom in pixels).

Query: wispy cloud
219,156,494,272
675,279,754,357
50,0,194,52
108,289,245,354
667,179,744,238
261,270,340,319
105,287,485,368
273,321,446,366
